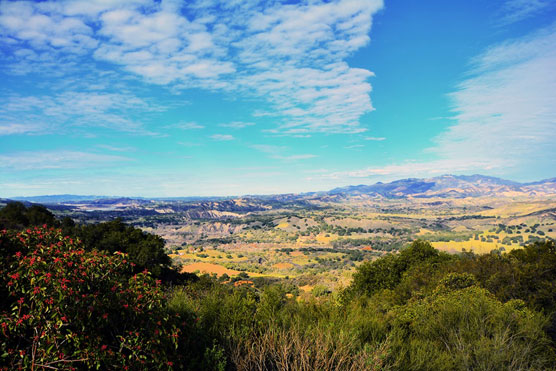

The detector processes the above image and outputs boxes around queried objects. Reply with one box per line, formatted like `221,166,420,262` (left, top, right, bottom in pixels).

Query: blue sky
1,0,555,197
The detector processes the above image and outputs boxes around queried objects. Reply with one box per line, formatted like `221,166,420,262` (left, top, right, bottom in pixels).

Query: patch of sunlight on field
173,249,248,263
432,240,522,254
291,256,311,265
315,234,334,243
273,262,294,269
416,228,434,236
480,201,556,217
453,225,470,232
181,262,240,276
299,284,314,293
276,222,289,229
174,252,198,260
181,262,267,278
319,252,345,259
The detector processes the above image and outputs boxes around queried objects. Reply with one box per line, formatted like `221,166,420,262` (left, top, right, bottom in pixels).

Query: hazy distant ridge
6,175,556,204
328,174,556,199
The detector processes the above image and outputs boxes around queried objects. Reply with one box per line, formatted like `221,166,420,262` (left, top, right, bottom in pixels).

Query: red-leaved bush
0,226,181,370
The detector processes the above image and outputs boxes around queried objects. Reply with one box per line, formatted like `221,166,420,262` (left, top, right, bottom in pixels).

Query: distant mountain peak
326,174,556,199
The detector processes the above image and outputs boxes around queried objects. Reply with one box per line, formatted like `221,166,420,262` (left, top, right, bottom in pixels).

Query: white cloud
364,136,385,141
177,141,202,147
275,154,317,161
0,1,97,53
432,23,556,176
251,144,316,161
0,0,384,135
311,23,556,183
345,144,364,149
0,150,130,170
167,122,205,130
210,134,234,141
0,91,162,135
97,144,136,152
498,0,555,25
317,158,502,181
0,123,46,135
219,121,255,129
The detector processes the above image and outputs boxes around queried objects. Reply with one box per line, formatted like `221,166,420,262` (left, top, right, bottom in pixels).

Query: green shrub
388,286,555,370
0,227,181,370
345,240,448,299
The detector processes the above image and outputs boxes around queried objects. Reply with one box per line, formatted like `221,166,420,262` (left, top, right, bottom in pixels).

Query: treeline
1,202,556,369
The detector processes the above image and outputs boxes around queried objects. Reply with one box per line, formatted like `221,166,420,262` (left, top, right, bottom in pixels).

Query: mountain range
326,174,556,199
5,175,556,204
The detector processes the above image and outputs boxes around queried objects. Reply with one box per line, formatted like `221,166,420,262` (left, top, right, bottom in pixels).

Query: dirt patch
299,284,314,293
233,280,254,287
273,262,294,269
181,262,240,277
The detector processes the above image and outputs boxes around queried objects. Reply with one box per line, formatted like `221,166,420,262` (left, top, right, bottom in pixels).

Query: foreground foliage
0,202,191,283
169,241,556,370
1,201,555,370
0,227,181,370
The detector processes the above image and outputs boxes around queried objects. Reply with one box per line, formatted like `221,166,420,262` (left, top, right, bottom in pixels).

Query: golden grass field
159,197,556,291
431,240,522,254
181,262,240,276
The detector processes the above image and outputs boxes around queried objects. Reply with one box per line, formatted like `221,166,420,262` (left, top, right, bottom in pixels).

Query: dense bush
65,218,171,277
1,203,555,370
0,202,57,230
0,203,188,281
0,226,182,370
387,285,553,370
169,280,389,370
165,241,556,370
345,240,451,299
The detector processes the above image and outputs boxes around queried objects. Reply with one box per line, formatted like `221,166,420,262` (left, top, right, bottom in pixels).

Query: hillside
328,174,556,199
8,175,556,205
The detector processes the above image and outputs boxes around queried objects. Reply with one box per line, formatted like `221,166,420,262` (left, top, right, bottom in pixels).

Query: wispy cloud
364,136,385,141
166,121,205,130
275,154,317,161
218,121,255,129
0,0,384,135
0,91,163,135
0,150,130,170
210,134,234,141
310,22,556,182
177,141,202,147
498,0,555,25
313,158,502,181
432,23,556,175
0,123,46,136
97,144,136,152
251,144,316,161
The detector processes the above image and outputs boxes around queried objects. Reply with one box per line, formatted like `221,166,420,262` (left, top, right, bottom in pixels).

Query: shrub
388,286,555,370
0,202,57,230
345,240,448,299
0,226,181,370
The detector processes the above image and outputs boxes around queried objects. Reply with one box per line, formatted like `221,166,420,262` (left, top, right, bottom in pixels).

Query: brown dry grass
273,263,294,270
180,262,240,276
229,326,391,371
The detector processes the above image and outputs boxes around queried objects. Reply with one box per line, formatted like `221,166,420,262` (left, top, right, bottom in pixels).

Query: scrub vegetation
1,202,556,370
